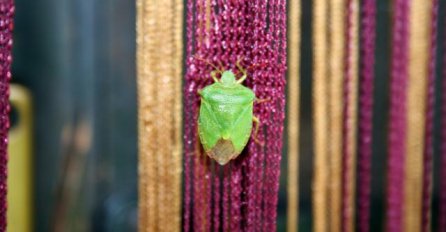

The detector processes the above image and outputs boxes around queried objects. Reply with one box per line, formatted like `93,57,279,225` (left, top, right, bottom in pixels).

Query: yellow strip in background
403,1,431,232
287,0,301,231
312,0,329,231
136,0,183,231
7,85,33,232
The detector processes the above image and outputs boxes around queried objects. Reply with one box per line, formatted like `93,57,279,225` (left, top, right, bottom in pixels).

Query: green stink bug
198,60,260,165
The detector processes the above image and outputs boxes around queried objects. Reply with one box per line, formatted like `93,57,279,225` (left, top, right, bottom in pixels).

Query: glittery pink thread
421,1,438,232
439,2,446,230
386,1,409,231
342,1,356,231
0,2,13,230
357,1,376,232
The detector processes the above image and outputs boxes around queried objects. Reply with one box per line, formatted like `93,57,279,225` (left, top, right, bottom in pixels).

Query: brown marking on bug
207,139,240,165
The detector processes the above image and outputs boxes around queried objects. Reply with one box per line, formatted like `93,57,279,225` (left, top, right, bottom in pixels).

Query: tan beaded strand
287,0,301,231
328,0,345,231
403,1,431,232
172,0,184,229
137,0,183,231
312,0,329,231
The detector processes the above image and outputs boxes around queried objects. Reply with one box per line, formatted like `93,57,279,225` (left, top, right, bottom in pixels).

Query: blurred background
7,0,446,232
11,0,137,231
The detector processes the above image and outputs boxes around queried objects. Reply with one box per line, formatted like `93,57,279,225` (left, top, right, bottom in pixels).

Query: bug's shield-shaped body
198,79,255,165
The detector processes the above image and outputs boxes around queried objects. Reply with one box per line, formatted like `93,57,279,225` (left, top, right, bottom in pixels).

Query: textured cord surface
342,1,359,231
357,1,376,232
440,9,446,229
404,1,431,231
328,0,345,231
136,0,183,230
421,1,438,231
312,0,329,231
287,0,301,231
0,1,13,230
386,1,409,231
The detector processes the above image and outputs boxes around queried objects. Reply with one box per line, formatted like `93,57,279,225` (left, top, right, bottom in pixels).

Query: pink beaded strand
245,1,268,230
439,2,446,230
262,0,286,231
212,165,221,231
421,1,438,232
228,3,245,231
0,1,13,230
183,0,195,230
222,165,231,231
342,1,359,231
192,0,209,231
386,0,409,231
357,1,376,232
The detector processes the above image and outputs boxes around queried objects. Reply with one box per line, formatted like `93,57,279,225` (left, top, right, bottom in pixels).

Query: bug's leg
252,116,264,145
195,55,224,72
217,61,225,71
255,98,271,104
210,70,220,83
236,59,248,84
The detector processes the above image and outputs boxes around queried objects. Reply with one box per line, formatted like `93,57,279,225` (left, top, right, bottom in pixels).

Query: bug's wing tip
210,154,229,165
216,159,229,165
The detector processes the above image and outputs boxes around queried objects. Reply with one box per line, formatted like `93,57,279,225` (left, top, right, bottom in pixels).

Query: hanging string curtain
311,1,439,232
134,1,446,231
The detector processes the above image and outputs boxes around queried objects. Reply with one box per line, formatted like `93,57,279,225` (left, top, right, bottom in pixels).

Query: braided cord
287,0,301,230
421,0,438,231
0,1,13,230
403,0,432,231
386,0,409,231
312,0,329,230
328,0,345,231
342,0,359,231
136,0,183,230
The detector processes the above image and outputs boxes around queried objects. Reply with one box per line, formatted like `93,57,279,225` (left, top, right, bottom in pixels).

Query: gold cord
403,1,431,231
137,0,183,231
312,0,329,231
172,0,184,229
136,1,147,230
345,1,359,231
328,0,345,231
287,0,301,231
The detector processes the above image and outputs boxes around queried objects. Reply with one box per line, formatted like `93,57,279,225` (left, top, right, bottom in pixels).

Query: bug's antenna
236,56,245,63
235,58,248,83
217,61,225,71
246,61,268,71
194,56,223,73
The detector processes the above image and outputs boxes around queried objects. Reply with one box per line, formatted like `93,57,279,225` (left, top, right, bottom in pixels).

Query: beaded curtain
310,1,445,232
132,0,446,231
0,1,13,230
183,0,286,231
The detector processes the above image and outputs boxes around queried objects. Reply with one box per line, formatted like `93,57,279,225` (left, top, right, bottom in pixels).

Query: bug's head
220,71,236,85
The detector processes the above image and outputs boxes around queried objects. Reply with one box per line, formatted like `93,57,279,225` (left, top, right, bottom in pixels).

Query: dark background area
10,0,445,231
12,0,137,231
